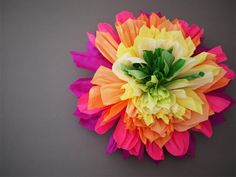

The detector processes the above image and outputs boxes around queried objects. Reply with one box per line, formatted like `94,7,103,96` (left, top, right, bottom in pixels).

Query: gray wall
1,0,235,176
0,0,3,173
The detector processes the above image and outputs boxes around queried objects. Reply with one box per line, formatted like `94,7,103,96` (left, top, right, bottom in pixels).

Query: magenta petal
156,12,162,17
69,78,92,97
210,113,225,126
194,45,209,55
116,11,135,24
137,143,144,160
70,50,111,71
70,40,112,71
79,116,99,131
74,107,101,120
146,142,164,160
121,150,130,159
206,95,231,113
165,131,190,156
208,46,227,63
139,10,149,16
86,32,96,46
187,132,196,158
97,23,120,43
106,135,118,154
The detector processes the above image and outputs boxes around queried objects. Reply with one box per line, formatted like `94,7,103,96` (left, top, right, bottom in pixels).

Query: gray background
0,0,235,176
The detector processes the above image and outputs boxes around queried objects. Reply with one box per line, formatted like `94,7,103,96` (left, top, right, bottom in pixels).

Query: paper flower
70,11,235,161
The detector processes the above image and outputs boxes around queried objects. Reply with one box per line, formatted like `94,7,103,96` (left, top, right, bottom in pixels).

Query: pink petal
113,114,127,146
146,142,164,160
208,46,227,63
120,129,139,150
219,64,235,80
192,120,213,138
95,111,120,135
97,23,120,43
165,131,190,156
129,140,143,157
69,78,92,97
206,95,231,113
179,20,204,39
116,11,135,24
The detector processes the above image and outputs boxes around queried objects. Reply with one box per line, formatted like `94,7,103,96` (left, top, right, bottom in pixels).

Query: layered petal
165,131,190,156
95,31,119,63
146,141,164,160
69,78,92,97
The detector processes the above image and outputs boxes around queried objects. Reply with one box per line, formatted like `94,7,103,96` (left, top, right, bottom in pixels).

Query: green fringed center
121,47,205,92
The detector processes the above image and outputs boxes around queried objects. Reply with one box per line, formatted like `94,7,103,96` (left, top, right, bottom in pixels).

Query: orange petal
174,93,209,131
149,13,166,28
88,86,106,110
155,134,172,148
91,66,125,86
192,33,201,47
115,19,146,47
95,31,118,63
197,67,226,93
143,127,159,142
150,120,167,136
138,127,147,145
206,77,230,93
101,101,128,124
100,83,125,105
137,13,149,25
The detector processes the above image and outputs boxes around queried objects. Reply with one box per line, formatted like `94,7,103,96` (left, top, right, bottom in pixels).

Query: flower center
121,47,205,125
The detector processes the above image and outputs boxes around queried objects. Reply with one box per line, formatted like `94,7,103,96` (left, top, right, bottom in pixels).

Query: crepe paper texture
69,11,235,162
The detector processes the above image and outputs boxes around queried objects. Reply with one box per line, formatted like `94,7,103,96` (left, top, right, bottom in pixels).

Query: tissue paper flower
69,11,235,161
